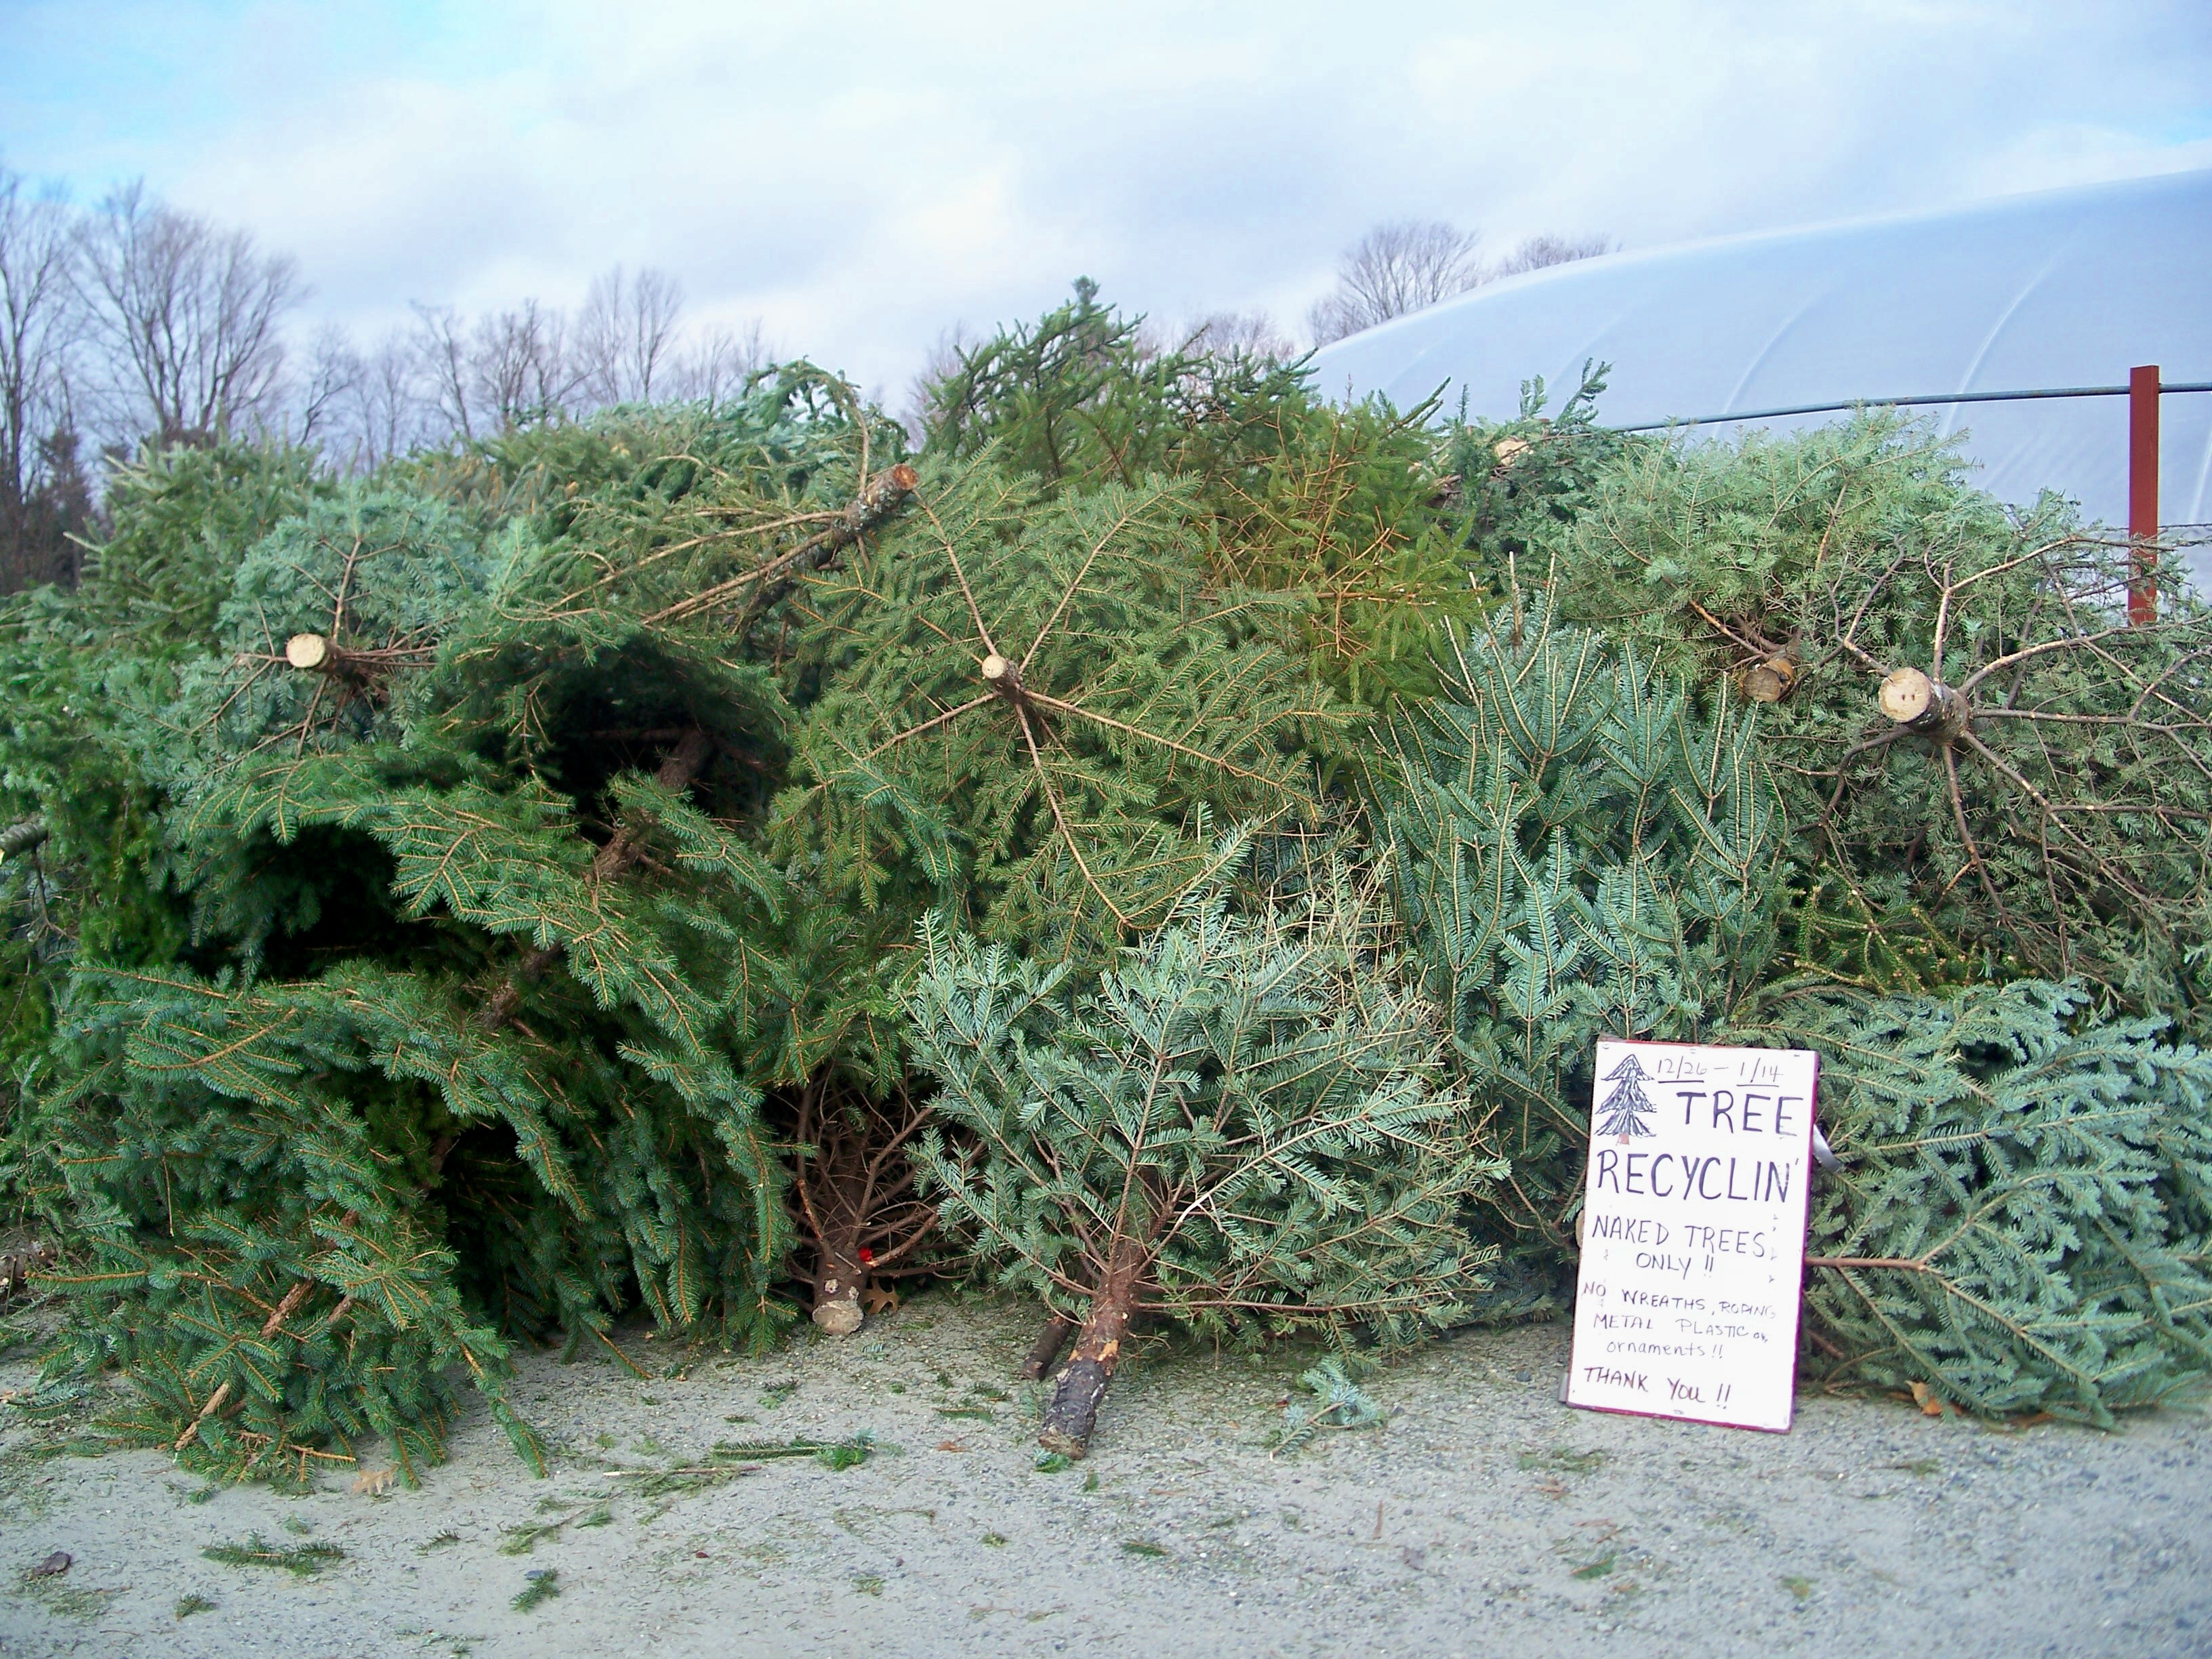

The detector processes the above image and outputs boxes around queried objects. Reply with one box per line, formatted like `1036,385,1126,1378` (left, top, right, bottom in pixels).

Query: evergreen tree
905,853,1503,1456
1547,415,2212,1029
1379,598,2212,1416
1439,361,1643,582
920,281,1486,705
772,458,1339,962
767,448,1351,1328
1741,979,2212,1424
1376,594,1785,1259
78,438,335,650
0,423,93,594
0,438,318,1083
1591,1052,1657,1138
3,375,901,1477
920,279,1309,493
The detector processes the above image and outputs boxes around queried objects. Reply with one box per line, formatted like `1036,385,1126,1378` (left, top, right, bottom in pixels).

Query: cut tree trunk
1037,1238,1148,1458
285,632,333,670
1017,1315,1076,1381
788,1079,941,1336
0,818,47,861
1878,667,1969,740
0,1240,49,1303
745,462,920,619
1739,653,1799,703
811,1236,864,1336
280,632,433,684
647,462,921,631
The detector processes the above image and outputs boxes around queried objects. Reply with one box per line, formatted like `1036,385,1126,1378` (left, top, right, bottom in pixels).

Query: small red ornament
857,1247,876,1266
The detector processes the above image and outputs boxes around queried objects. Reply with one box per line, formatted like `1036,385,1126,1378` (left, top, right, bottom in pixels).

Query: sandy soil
0,1294,2205,1658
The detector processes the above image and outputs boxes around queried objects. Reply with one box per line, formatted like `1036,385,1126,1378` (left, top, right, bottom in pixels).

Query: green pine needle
201,1535,345,1578
512,1570,560,1612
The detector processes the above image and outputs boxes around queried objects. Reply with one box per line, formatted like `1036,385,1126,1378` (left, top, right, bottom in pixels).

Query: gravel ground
0,1295,2205,1658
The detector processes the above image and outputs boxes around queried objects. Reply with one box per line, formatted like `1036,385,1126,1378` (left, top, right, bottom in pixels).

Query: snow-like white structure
1309,169,2212,563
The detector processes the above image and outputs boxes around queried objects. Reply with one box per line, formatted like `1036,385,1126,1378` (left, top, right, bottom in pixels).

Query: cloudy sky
4,1,2209,393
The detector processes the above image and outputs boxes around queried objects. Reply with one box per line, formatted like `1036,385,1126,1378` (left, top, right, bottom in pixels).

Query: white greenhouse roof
1309,168,2212,577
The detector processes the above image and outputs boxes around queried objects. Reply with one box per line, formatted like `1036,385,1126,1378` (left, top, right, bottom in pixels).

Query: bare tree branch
75,179,301,447
577,265,687,407
0,163,87,588
1308,220,1483,346
1307,220,1612,346
1486,232,1613,280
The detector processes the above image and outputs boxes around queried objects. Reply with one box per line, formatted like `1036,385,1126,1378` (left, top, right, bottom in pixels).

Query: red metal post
2129,364,2160,624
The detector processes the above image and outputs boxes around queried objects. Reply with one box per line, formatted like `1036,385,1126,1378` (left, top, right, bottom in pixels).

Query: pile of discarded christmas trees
1,285,2206,1483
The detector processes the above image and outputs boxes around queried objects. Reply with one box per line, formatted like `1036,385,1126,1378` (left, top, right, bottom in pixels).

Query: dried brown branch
642,462,919,628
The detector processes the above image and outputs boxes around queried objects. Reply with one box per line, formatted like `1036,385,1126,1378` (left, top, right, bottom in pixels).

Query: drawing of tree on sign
1595,1052,1658,1139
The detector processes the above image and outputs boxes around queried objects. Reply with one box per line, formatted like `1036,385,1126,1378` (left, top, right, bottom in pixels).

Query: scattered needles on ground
512,1569,560,1612
1519,1448,1607,1474
499,1505,612,1555
591,1434,872,1500
201,1535,345,1577
712,1434,874,1471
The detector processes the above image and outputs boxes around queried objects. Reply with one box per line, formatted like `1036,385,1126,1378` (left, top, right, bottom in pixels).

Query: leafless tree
1307,221,1616,346
1487,232,1613,281
577,265,685,406
407,289,769,447
1179,309,1296,363
467,299,578,431
0,163,88,586
409,298,577,439
346,330,432,470
410,303,477,442
75,180,301,447
293,322,360,450
901,323,975,443
663,319,772,409
291,324,430,472
1307,220,1483,346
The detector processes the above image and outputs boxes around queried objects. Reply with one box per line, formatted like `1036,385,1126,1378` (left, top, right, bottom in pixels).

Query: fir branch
476,727,712,1031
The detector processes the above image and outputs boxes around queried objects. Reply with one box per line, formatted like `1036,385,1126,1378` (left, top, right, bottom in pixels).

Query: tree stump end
285,632,332,671
1036,1427,1089,1460
1878,665,1968,738
1878,666,1933,723
1741,655,1799,703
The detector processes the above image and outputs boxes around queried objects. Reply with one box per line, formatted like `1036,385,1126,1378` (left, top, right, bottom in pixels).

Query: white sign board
1564,1040,1819,1433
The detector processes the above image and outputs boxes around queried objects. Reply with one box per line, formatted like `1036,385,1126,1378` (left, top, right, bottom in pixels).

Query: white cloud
3,0,2207,388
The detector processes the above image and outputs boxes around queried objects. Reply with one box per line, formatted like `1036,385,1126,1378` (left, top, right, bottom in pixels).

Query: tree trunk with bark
1017,1315,1076,1380
787,1080,940,1336
811,1233,865,1336
1037,1235,1149,1458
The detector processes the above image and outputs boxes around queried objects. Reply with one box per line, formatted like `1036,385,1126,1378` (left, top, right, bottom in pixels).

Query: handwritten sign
1564,1040,1819,1433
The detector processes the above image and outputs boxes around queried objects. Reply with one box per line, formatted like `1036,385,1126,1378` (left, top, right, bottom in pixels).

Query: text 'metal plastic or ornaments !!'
1565,1040,1819,1433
